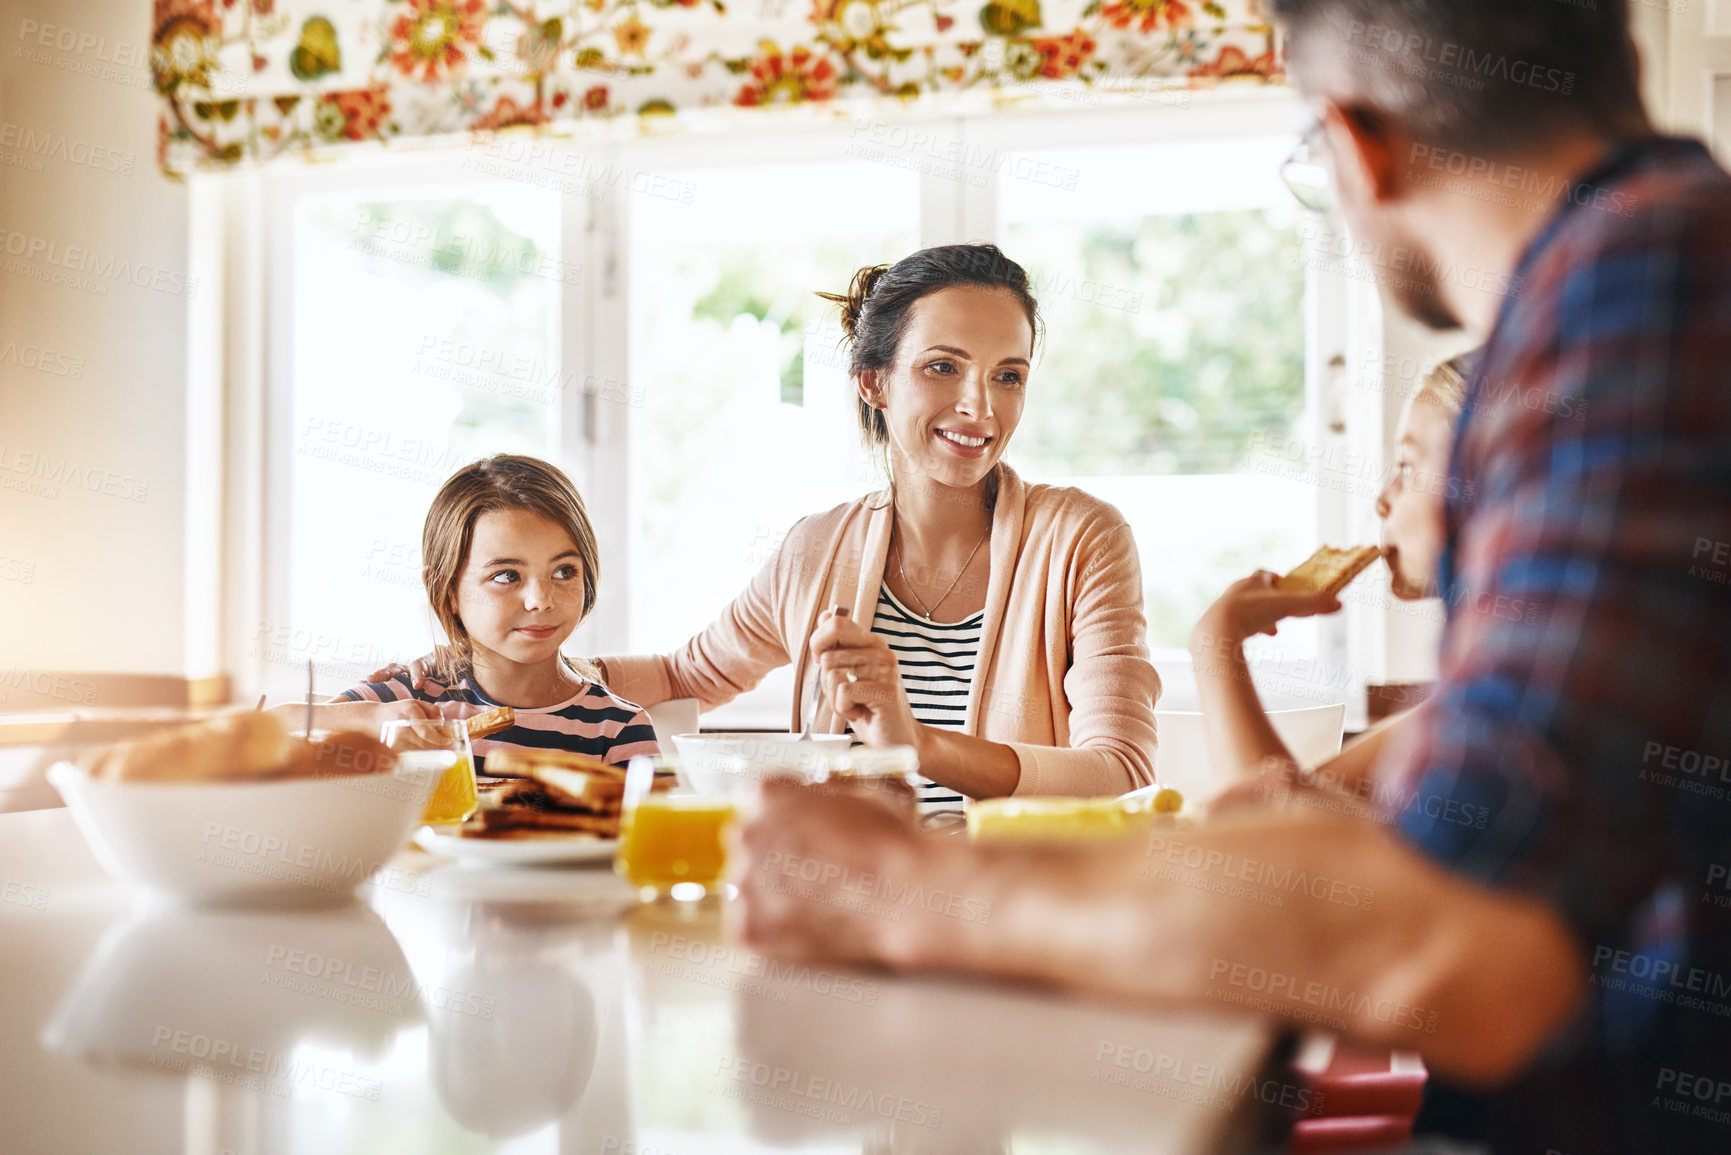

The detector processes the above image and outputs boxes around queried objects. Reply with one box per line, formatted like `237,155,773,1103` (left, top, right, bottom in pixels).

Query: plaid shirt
1377,136,1731,1153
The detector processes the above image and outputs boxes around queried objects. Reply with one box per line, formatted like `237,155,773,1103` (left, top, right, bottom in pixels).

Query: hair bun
816,263,890,342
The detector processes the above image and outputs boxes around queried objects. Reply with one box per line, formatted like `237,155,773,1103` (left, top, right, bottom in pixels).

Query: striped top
337,670,659,773
871,586,981,812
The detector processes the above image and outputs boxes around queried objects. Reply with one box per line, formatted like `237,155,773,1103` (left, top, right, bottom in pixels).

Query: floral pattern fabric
153,0,1282,174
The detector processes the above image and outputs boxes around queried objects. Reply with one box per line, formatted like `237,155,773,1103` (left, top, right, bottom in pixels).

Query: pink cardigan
601,465,1161,796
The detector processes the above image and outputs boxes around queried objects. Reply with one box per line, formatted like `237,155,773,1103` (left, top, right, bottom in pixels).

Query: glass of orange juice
615,755,744,902
380,718,477,825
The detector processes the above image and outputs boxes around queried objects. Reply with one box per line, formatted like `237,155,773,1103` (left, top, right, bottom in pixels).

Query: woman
599,244,1160,810
1189,354,1474,799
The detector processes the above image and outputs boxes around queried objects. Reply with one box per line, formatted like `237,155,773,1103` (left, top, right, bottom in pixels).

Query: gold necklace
895,526,990,620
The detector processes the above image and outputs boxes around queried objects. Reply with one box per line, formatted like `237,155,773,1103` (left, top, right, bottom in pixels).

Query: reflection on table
3,807,1276,1155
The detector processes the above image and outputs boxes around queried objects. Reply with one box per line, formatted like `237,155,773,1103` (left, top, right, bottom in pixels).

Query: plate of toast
413,747,672,866
413,824,618,865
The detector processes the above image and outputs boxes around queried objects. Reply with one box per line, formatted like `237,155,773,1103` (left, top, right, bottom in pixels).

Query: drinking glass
614,755,742,902
379,718,477,825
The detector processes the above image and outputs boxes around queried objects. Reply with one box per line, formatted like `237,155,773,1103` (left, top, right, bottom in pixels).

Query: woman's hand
361,649,449,692
1189,570,1342,655
808,608,924,752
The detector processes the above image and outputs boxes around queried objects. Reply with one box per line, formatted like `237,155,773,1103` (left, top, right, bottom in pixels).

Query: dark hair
1272,0,1646,156
422,454,601,684
816,243,1041,501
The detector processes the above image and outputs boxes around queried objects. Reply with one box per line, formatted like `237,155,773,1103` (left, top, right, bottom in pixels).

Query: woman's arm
598,525,801,712
1000,521,1161,797
736,782,1587,1086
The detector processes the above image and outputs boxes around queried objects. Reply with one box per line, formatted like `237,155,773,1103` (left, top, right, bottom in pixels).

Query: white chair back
643,698,700,753
1144,703,1346,804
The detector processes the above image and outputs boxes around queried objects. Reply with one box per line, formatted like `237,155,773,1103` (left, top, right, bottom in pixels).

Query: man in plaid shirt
728,3,1731,1152
1380,129,1731,1149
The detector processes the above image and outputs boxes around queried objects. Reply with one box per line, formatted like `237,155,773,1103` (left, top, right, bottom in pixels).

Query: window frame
942,94,1354,701
255,151,591,700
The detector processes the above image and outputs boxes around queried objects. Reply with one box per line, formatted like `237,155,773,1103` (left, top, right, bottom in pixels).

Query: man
734,2,1731,1151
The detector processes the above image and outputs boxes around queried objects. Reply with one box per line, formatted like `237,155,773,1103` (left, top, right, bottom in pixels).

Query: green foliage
1007,210,1306,476
692,260,830,405
338,199,545,295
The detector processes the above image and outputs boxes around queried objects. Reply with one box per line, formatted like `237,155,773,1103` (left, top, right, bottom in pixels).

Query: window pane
628,162,919,657
280,184,560,693
1000,137,1318,655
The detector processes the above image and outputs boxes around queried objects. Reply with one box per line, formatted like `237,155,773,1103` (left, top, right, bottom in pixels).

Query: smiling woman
599,244,1162,812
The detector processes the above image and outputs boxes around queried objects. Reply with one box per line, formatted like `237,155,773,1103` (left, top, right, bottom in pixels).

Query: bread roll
94,712,297,782
89,713,395,783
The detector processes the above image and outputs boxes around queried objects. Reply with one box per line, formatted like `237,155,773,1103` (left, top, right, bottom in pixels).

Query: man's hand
733,780,953,968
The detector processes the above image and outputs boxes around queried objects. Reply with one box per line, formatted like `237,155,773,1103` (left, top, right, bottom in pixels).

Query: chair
643,698,700,752
1147,703,1346,804
0,672,229,713
1288,1035,1428,1153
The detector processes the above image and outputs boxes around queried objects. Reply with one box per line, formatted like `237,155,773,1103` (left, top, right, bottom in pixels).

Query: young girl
1189,354,1474,798
292,455,658,773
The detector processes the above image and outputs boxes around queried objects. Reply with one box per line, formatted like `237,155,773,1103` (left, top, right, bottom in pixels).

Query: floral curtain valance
152,0,1283,175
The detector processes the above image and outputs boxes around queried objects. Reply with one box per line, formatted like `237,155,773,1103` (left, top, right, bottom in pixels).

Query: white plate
413,825,619,866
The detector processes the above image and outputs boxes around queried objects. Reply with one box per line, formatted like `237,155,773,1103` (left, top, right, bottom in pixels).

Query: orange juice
616,795,736,896
420,751,478,824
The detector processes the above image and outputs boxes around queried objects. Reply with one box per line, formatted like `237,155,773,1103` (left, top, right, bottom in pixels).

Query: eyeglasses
1280,119,1333,215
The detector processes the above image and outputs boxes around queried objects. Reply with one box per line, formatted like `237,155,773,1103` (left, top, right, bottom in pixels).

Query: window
252,94,1359,715
264,169,566,698
996,135,1326,660
626,160,920,658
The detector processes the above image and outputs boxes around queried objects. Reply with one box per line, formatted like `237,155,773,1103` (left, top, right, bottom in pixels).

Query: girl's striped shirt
870,586,982,813
337,670,659,773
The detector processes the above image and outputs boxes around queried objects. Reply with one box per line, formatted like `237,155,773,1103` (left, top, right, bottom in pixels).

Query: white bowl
669,732,853,796
48,760,442,907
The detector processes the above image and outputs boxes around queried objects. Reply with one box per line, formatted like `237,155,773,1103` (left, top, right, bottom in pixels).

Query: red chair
1288,1035,1427,1153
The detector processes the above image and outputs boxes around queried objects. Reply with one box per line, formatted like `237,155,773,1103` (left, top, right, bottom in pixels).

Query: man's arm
735,782,1586,1086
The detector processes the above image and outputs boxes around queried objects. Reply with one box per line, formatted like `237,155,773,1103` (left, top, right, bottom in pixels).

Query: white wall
0,0,194,684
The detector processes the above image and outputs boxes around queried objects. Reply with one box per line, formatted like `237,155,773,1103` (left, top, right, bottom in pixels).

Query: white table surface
0,807,1279,1155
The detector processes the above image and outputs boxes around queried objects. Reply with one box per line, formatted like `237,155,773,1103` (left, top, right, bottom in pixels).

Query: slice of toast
524,765,626,813
483,747,628,810
484,746,624,781
464,705,516,741
1278,545,1382,596
466,805,620,836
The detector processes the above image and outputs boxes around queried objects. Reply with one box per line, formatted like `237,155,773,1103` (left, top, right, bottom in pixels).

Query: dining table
0,804,1298,1155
